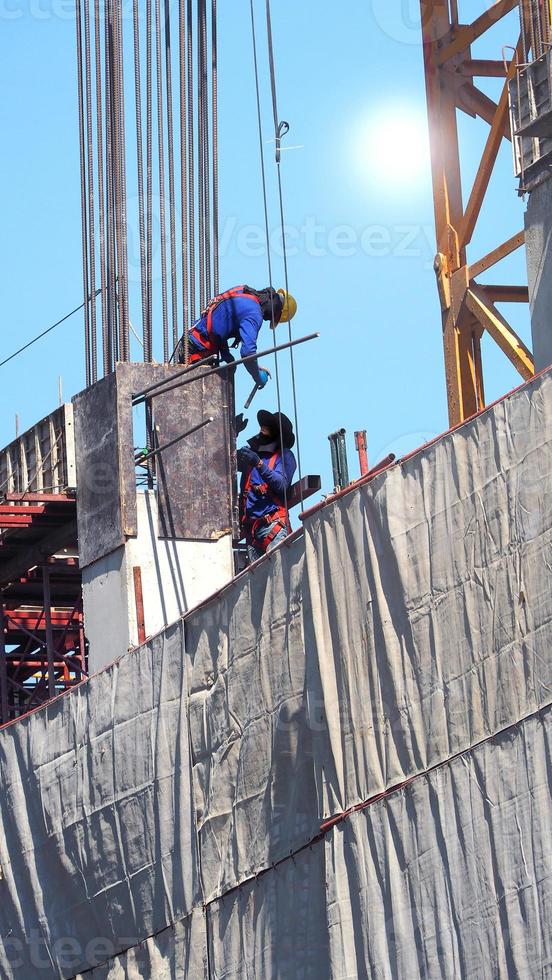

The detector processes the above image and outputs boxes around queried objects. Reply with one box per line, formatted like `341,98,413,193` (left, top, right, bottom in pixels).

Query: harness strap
188,285,261,359
242,452,291,551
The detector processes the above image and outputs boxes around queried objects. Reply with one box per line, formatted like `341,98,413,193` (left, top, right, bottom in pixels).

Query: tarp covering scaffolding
1,368,552,978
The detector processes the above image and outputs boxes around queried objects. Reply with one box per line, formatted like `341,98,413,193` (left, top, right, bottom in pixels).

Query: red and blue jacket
189,285,265,384
240,448,296,545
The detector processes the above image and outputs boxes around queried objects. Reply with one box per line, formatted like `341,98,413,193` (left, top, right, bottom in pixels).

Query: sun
355,108,430,188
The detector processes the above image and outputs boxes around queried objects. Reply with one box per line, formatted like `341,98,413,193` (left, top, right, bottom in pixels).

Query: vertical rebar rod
94,0,109,376
187,0,196,323
164,0,179,349
110,0,124,362
211,0,219,294
105,0,117,368
116,0,130,359
0,601,8,725
84,0,98,382
201,0,211,301
179,0,190,363
156,0,170,361
133,0,149,356
146,0,153,362
43,567,56,701
197,0,205,311
76,0,92,386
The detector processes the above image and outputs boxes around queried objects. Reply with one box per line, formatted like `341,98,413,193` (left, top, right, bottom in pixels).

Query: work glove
237,446,261,471
234,413,248,435
258,366,270,388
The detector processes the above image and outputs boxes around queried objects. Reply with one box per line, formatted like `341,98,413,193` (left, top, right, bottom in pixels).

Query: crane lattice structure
421,0,551,426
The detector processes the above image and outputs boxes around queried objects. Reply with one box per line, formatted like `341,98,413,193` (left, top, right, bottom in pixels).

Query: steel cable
94,0,109,376
265,0,304,506
248,0,288,519
75,0,92,386
164,0,179,349
156,0,170,362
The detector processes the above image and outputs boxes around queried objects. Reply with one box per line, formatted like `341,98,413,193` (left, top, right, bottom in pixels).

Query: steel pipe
132,332,319,403
135,416,213,464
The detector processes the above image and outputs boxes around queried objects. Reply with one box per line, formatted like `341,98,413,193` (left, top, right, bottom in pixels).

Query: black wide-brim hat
257,410,295,449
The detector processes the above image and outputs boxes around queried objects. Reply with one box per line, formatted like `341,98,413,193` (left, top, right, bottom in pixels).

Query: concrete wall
525,176,552,370
83,491,233,672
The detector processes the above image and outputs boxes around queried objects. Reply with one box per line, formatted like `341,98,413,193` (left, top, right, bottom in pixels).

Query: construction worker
180,284,297,386
237,410,297,563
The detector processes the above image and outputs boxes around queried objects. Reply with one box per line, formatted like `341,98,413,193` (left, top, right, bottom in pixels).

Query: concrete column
83,491,233,672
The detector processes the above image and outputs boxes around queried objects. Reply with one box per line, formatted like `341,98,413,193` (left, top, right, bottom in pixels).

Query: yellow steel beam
478,285,529,303
457,59,508,76
465,287,534,378
437,0,519,65
468,229,525,278
457,83,512,139
458,49,520,250
422,0,481,424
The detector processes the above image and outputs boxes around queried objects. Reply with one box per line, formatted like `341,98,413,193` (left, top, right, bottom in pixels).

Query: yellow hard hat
277,289,297,323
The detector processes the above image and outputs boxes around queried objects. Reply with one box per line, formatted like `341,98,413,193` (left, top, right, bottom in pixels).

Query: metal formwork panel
0,405,76,499
509,50,552,187
73,363,235,569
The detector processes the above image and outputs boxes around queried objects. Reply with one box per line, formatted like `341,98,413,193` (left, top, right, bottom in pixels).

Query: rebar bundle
75,0,219,384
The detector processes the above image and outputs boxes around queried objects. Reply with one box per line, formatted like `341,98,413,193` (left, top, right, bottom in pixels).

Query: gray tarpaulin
0,368,551,977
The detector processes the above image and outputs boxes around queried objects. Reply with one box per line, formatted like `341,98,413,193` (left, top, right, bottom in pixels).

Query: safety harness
241,453,291,552
188,285,261,362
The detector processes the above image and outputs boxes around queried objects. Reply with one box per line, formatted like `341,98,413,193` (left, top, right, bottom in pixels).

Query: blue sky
0,1,529,497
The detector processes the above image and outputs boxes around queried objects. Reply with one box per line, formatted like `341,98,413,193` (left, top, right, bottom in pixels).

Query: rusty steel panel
73,372,124,569
155,365,236,540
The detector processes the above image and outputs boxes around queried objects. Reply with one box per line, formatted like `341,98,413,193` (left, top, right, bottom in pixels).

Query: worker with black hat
237,410,297,562
179,284,297,387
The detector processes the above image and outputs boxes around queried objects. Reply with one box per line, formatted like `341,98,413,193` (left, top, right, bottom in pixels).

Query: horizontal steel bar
135,417,214,466
132,333,319,404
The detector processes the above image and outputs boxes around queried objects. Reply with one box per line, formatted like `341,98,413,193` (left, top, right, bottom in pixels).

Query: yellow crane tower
420,0,552,425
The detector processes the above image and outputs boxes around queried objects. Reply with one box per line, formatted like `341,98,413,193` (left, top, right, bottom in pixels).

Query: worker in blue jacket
237,410,297,562
180,284,297,386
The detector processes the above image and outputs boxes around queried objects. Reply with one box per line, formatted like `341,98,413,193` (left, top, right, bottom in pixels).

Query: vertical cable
76,0,91,386
248,0,288,519
133,0,148,358
179,0,190,363
83,0,98,383
211,0,219,294
265,0,304,505
156,0,170,361
164,0,180,349
94,0,109,377
187,0,196,323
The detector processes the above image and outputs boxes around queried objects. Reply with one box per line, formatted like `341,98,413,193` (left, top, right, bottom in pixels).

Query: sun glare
356,108,430,188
